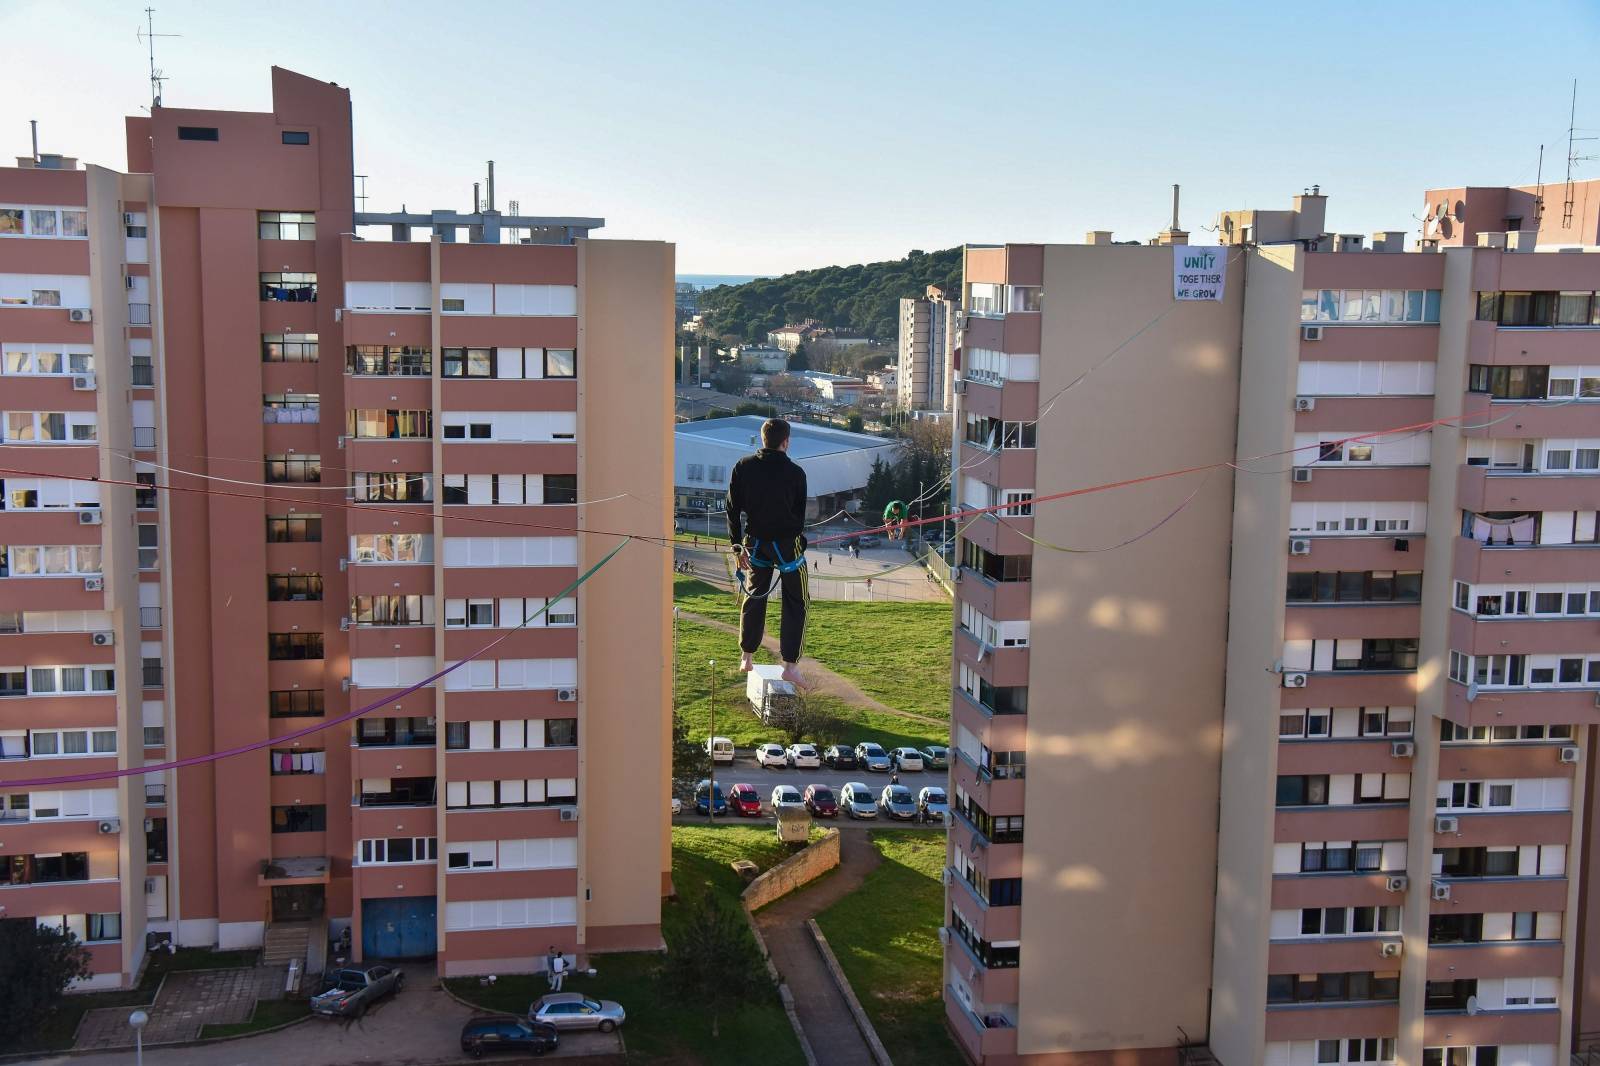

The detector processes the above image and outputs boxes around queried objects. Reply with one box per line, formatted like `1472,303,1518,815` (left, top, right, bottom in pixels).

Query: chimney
1157,184,1190,246
1086,230,1114,245
486,161,495,212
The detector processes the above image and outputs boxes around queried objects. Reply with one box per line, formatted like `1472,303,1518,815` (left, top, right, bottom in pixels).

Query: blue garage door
362,896,436,959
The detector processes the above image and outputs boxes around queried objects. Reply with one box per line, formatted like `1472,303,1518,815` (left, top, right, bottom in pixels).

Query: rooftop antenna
1170,183,1181,231
29,120,39,163
136,8,179,109
1563,79,1597,229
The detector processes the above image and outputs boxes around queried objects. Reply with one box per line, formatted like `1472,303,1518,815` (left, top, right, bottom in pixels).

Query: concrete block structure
0,66,672,987
943,183,1600,1066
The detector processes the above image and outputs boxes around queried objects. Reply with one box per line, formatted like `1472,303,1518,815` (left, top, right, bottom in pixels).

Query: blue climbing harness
748,540,807,575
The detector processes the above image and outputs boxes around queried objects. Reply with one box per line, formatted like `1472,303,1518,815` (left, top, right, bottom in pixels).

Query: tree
670,707,710,799
787,342,810,372
780,691,844,746
765,373,813,407
712,365,750,396
0,920,93,1045
662,893,769,1038
844,411,865,433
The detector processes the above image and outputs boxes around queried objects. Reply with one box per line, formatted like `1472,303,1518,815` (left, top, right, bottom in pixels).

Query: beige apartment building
899,283,960,411
0,66,672,988
945,181,1600,1066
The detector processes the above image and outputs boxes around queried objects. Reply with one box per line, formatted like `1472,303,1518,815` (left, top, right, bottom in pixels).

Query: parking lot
680,747,952,824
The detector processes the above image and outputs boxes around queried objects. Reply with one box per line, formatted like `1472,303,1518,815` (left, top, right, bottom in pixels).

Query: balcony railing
131,426,156,449
139,607,161,629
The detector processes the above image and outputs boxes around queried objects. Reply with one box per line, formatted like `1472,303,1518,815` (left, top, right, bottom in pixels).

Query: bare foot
781,663,804,685
739,652,754,672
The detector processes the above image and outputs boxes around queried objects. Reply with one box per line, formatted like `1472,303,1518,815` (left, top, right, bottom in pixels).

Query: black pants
739,538,809,664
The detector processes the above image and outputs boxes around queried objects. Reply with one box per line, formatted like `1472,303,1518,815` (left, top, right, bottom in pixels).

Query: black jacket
726,449,807,545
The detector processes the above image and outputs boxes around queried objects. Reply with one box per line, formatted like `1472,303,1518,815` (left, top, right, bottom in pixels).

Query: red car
803,784,839,818
728,783,763,817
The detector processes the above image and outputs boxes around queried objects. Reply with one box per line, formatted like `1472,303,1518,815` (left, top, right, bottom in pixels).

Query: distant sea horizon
676,273,766,290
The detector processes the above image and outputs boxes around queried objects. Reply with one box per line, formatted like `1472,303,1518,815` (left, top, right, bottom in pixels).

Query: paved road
21,963,621,1066
674,534,950,603
756,831,883,1066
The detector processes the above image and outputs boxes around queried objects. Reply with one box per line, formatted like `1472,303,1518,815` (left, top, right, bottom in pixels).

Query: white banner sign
1173,246,1227,301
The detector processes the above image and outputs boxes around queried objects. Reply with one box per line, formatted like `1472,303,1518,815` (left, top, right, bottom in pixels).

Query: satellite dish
1466,995,1481,1016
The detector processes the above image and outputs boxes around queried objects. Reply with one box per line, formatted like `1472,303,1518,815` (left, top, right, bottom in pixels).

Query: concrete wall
1016,244,1243,1056
741,829,841,912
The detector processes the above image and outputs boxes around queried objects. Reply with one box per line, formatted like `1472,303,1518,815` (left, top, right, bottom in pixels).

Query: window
356,716,436,747
0,545,103,577
145,817,167,862
142,726,164,747
269,689,324,718
0,207,88,240
1266,970,1399,1004
1478,288,1600,327
265,454,320,484
1303,289,1440,324
347,409,431,439
257,211,315,241
1467,363,1551,400
358,837,438,865
960,540,1032,582
269,749,325,775
136,472,157,508
1277,775,1329,806
177,126,219,141
268,632,324,660
7,667,115,698
259,272,317,302
262,333,319,363
271,804,326,832
544,475,578,505
137,525,158,569
266,573,323,602
352,472,430,503
282,130,311,145
26,727,118,756
545,348,576,378
350,533,431,563
266,514,322,543
0,852,89,885
351,595,429,626
1287,570,1421,602
346,345,429,376
442,348,495,378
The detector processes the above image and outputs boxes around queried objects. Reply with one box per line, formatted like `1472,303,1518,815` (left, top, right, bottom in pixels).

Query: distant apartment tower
944,183,1600,1066
0,67,672,988
898,284,957,410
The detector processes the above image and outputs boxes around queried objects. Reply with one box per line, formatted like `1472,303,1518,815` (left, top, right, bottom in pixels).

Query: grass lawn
814,831,964,1066
18,947,264,1055
673,575,952,722
446,824,807,1065
673,616,944,752
197,996,311,1039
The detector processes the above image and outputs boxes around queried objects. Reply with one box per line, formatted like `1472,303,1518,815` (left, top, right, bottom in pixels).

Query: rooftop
676,415,897,458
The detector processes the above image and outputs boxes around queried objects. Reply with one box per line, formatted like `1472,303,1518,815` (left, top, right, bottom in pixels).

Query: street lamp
707,659,716,822
128,1010,149,1066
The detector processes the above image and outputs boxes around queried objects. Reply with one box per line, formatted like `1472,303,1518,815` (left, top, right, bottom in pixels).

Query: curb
807,918,893,1066
741,908,820,1066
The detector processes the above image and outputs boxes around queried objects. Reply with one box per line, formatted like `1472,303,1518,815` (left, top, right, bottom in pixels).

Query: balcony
955,627,1029,688
947,867,1021,943
1458,464,1600,513
357,777,435,809
960,377,1039,422
1425,940,1564,981
1279,671,1419,709
263,405,319,425
954,569,1030,621
944,987,1017,1060
1453,531,1600,583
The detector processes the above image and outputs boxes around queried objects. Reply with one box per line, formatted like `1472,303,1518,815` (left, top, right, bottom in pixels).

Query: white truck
746,665,799,726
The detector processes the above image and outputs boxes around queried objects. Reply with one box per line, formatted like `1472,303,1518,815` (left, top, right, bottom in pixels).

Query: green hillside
699,247,962,343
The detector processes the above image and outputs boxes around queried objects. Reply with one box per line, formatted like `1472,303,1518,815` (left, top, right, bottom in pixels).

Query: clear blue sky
8,0,1599,274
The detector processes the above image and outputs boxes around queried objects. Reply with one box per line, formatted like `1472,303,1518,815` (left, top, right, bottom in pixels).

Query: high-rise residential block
944,182,1600,1066
0,67,672,987
898,284,959,411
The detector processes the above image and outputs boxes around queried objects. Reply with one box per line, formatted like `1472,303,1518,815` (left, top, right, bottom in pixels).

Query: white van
705,736,735,764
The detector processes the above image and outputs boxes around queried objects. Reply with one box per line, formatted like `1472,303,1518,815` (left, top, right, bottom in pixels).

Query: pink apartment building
0,67,672,987
945,183,1600,1066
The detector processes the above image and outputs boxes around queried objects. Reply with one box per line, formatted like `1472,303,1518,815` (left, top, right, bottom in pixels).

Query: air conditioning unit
953,378,966,396
340,677,351,693
1375,941,1401,958
1294,396,1316,412
1431,881,1452,901
83,576,104,592
123,212,136,226
1385,875,1409,893
556,688,578,703
143,818,154,833
97,818,121,835
78,510,102,525
68,308,93,323
92,631,115,647
1390,740,1416,758
1289,538,1312,555
937,927,951,946
1301,326,1324,342
1435,815,1460,834
558,806,579,822
1292,468,1313,483
941,868,953,887
1560,745,1581,764
339,616,351,632
124,275,135,290
72,375,95,391
1282,672,1309,689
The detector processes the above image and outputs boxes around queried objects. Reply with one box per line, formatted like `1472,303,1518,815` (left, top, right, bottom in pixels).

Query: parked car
918,786,950,824
529,992,627,1032
839,782,877,819
728,783,763,817
889,747,925,772
705,736,735,764
311,965,404,1017
878,784,918,820
854,742,892,773
920,745,949,770
804,783,838,818
755,743,790,769
693,780,727,815
460,1016,559,1057
786,743,821,769
822,744,857,770
858,535,882,548
771,784,804,811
